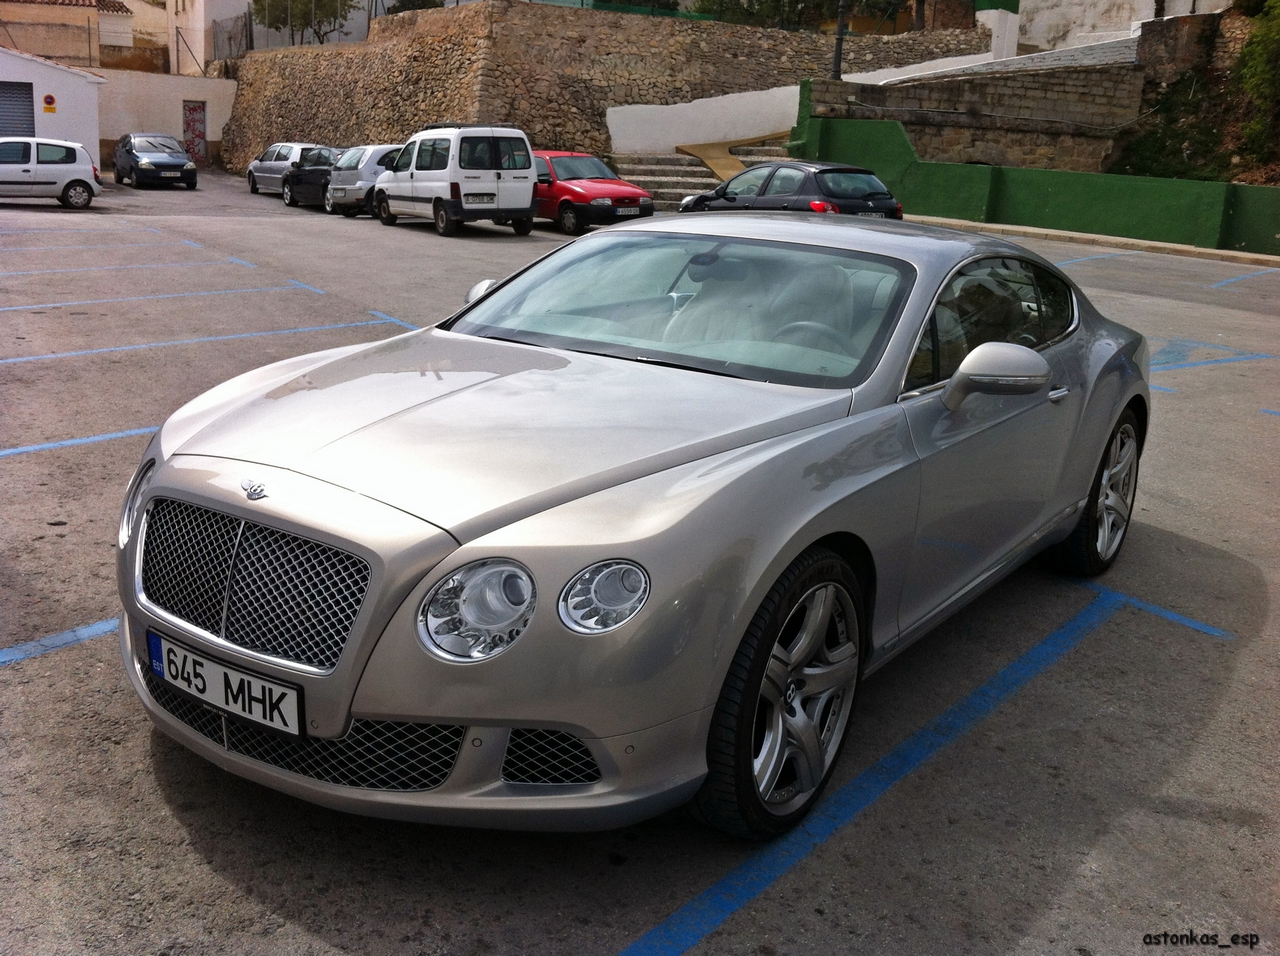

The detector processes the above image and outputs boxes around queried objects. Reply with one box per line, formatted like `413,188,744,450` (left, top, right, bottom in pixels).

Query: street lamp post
829,0,849,80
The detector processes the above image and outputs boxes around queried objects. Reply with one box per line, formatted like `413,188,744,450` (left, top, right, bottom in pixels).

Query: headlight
184,161,196,170
418,559,536,661
589,197,612,206
137,159,153,168
639,196,653,205
559,560,649,634
118,459,155,549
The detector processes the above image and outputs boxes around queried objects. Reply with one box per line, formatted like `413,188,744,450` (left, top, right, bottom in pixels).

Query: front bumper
135,167,197,185
572,202,654,225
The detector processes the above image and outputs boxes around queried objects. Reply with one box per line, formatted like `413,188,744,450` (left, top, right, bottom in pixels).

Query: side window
763,166,805,196
905,258,1050,390
415,140,434,171
723,165,772,198
496,137,531,170
117,135,130,149
36,143,75,164
393,140,416,173
277,146,295,163
459,136,493,170
0,141,30,163
1031,263,1074,342
430,139,449,171
534,155,550,179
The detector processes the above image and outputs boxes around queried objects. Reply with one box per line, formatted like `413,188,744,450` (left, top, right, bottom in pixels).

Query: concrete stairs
728,144,790,168
613,153,720,212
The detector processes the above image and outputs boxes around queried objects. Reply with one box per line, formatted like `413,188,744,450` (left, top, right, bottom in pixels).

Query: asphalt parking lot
1,169,1277,956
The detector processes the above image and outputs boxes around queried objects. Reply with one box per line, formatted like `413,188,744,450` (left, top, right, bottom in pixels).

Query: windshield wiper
631,354,743,379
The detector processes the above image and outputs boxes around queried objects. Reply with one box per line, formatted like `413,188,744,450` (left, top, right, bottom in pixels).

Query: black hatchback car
112,133,197,189
280,146,343,208
679,161,902,219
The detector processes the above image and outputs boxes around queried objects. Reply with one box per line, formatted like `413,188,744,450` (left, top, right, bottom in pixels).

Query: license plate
615,207,640,216
147,632,302,736
464,193,495,204
332,188,345,197
856,211,886,218
160,171,181,178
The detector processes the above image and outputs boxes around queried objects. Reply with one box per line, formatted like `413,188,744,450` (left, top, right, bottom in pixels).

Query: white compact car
325,143,402,216
0,137,102,209
373,125,537,236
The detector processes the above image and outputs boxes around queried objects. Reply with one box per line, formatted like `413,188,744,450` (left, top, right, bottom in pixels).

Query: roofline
0,45,107,82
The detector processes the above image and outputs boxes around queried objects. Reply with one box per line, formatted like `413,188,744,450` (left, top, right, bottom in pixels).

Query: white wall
1019,0,1231,50
607,87,800,155
97,68,236,150
99,11,134,46
0,48,103,165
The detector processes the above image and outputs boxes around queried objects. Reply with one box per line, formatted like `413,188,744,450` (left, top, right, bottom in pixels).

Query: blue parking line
0,259,250,278
0,226,162,235
1208,268,1278,288
0,619,119,667
1151,353,1273,372
227,257,256,267
0,284,307,313
0,426,157,459
1149,384,1176,393
0,241,194,254
1054,253,1137,266
0,318,405,365
1263,409,1280,417
287,279,325,294
368,310,418,330
182,239,202,247
620,584,1229,956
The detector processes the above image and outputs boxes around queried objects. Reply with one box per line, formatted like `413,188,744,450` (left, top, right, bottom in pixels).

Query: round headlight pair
118,459,155,549
417,558,650,662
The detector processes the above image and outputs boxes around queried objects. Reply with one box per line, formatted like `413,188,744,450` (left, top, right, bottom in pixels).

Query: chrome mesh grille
502,729,602,785
140,498,371,670
144,670,464,791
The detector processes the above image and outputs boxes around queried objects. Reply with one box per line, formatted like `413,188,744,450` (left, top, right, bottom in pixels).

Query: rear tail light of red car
809,201,839,214
450,182,461,201
893,202,903,219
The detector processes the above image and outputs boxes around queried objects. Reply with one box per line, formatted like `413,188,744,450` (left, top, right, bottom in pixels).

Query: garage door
0,82,35,136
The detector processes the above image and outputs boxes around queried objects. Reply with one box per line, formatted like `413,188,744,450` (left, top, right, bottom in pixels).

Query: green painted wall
787,99,1280,256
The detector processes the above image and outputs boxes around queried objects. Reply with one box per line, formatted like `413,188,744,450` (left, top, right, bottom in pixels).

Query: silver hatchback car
246,142,319,195
117,216,1148,838
325,143,402,216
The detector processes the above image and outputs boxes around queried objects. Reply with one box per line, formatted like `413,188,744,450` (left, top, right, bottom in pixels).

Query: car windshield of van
549,156,617,181
816,171,893,200
135,136,185,154
447,232,915,389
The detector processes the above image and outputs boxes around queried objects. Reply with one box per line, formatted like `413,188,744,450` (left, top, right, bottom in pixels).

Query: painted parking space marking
0,282,323,313
287,279,326,294
1146,336,1275,375
1263,409,1280,417
0,258,256,278
368,310,418,330
0,226,163,236
0,426,157,459
1054,253,1139,266
1208,268,1279,289
0,619,118,666
620,585,1230,956
0,241,198,254
0,318,407,365
1149,384,1176,393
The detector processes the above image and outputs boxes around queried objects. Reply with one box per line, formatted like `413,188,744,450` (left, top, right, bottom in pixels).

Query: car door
533,155,556,218
384,136,417,214
494,135,534,212
302,147,335,203
414,137,449,212
33,141,75,196
750,165,807,211
457,134,499,213
265,144,294,191
0,140,33,196
896,257,1083,633
707,164,774,211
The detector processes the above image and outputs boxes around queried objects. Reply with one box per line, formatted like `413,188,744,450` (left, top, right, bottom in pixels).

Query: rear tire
557,203,583,235
323,186,335,214
693,546,864,839
1051,408,1141,576
282,179,297,206
434,201,457,237
248,172,259,194
376,193,398,226
512,217,534,236
59,181,93,210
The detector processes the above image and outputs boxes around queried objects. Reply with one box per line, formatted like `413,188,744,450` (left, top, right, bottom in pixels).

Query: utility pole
829,0,848,80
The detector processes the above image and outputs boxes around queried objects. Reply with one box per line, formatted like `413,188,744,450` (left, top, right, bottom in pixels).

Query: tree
251,0,356,44
385,0,440,14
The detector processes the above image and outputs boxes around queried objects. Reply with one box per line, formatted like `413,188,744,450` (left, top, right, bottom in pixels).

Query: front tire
434,201,457,237
557,203,582,235
59,181,93,210
248,172,259,194
376,193,397,226
1052,408,1141,576
693,546,863,839
113,165,123,184
130,168,143,189
186,180,197,191
282,179,297,206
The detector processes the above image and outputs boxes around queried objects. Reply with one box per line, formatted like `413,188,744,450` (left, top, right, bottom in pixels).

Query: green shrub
1236,0,1280,161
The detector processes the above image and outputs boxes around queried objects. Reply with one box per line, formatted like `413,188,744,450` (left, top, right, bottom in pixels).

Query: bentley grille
144,671,465,791
140,497,371,671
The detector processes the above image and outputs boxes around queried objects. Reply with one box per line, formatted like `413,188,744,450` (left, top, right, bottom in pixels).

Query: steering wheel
770,322,856,357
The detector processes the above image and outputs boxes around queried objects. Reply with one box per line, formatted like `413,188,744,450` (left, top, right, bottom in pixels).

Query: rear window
815,171,891,200
459,136,531,170
334,147,365,170
496,137,531,170
459,137,494,170
36,143,75,164
0,141,30,163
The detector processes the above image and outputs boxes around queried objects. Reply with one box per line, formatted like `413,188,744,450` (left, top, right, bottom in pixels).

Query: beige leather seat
662,258,767,345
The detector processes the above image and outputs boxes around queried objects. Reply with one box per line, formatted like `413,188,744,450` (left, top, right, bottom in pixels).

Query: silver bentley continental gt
117,215,1149,839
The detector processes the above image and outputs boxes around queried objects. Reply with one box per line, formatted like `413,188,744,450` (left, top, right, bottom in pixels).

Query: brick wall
221,0,988,169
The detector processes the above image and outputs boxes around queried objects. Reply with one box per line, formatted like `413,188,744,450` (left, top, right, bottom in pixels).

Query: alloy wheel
1096,422,1138,561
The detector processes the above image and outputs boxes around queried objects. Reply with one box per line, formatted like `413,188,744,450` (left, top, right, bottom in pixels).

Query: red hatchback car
533,151,654,234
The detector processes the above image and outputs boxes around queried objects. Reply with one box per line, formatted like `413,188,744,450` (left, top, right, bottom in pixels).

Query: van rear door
457,135,499,214
494,136,534,214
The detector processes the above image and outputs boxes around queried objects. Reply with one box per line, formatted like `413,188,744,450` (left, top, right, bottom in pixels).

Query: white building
0,45,104,164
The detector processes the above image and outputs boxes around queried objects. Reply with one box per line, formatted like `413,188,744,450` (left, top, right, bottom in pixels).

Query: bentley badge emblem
241,478,268,501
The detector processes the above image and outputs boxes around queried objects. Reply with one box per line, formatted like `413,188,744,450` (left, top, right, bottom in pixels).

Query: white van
373,125,537,236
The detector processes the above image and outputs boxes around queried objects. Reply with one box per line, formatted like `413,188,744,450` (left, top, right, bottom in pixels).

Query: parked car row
246,125,658,236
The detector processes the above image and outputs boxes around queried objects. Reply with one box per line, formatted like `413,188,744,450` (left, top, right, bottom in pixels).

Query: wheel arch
1124,393,1149,450
809,531,877,655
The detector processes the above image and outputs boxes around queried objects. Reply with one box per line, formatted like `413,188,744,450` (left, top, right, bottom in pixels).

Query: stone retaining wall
221,0,987,169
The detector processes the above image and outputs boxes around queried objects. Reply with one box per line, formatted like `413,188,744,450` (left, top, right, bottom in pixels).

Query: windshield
334,147,366,170
816,171,892,200
549,155,617,181
135,136,184,154
446,232,914,388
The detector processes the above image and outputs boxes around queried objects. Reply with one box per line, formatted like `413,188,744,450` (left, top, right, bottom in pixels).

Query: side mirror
464,278,499,304
940,342,1050,412
537,173,552,185
714,182,728,197
290,161,299,168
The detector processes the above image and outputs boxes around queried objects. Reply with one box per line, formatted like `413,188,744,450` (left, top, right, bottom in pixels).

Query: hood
563,179,650,200
135,151,188,163
172,330,849,542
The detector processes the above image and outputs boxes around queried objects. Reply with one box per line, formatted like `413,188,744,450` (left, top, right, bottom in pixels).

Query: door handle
409,172,413,179
1049,386,1070,403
